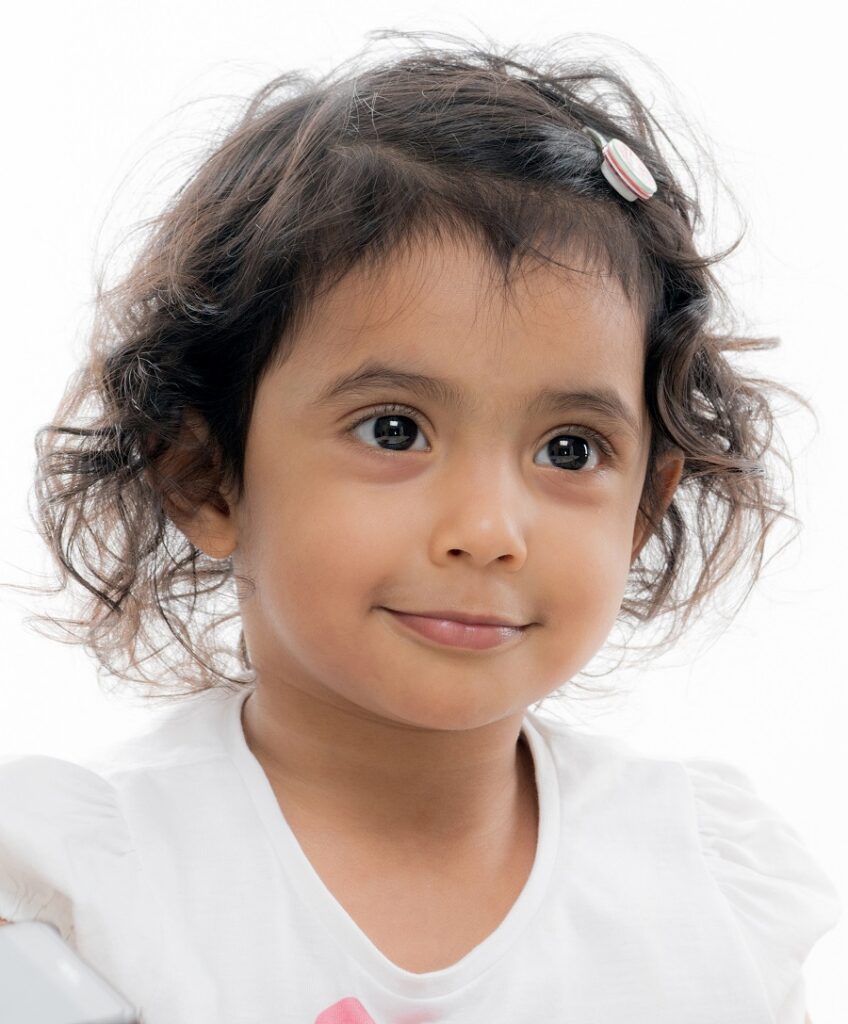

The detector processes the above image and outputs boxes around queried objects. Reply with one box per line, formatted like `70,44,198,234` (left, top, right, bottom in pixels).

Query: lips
385,609,529,628
381,608,530,650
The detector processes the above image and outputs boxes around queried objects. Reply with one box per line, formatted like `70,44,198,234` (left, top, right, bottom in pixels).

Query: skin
167,228,685,873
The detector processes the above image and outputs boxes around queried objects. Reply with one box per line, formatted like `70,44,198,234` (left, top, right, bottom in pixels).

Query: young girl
0,30,841,1024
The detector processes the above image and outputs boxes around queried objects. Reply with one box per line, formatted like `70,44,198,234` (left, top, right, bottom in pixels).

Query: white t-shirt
0,682,841,1024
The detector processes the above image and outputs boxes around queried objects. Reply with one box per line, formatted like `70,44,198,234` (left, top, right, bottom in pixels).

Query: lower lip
382,609,528,650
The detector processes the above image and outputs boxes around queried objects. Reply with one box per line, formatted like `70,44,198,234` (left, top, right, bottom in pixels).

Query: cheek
539,506,635,652
247,469,394,613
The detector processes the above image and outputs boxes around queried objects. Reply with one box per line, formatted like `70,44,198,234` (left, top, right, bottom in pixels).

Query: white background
1,2,845,1020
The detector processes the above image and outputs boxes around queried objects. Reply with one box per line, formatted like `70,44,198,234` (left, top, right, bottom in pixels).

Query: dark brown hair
7,30,809,705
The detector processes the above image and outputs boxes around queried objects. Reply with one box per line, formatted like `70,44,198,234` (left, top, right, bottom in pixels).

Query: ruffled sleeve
0,753,133,946
684,758,842,1024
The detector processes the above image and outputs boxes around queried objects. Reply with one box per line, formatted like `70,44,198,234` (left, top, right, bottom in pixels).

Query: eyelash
345,402,615,468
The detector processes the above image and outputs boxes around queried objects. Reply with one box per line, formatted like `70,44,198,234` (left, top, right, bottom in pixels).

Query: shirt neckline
222,683,561,1000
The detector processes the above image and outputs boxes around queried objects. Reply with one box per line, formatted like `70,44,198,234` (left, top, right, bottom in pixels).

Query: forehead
286,230,647,422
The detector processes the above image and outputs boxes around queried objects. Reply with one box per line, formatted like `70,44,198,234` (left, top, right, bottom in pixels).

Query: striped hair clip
581,126,657,202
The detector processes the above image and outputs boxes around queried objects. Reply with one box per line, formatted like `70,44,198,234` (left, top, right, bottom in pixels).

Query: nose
428,457,529,570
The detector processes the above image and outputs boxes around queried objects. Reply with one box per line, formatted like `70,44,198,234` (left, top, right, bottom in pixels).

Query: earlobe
631,447,685,563
172,499,239,561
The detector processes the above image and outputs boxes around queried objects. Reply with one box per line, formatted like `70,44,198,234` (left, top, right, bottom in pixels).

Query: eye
533,428,611,473
346,404,613,472
348,404,429,452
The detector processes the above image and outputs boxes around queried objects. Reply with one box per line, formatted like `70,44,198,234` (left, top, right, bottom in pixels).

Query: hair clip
580,126,657,202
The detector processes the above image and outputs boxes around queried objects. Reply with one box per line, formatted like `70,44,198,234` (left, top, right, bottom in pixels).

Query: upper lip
385,608,530,628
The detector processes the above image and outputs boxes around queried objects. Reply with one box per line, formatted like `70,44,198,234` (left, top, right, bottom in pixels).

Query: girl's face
216,232,680,731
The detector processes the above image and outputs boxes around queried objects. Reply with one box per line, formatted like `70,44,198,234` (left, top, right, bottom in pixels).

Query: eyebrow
315,361,642,439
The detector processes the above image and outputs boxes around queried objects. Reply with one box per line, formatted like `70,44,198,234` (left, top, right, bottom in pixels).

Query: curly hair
7,30,808,706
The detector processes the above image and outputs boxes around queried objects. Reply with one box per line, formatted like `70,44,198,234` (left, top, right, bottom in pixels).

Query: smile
381,608,530,651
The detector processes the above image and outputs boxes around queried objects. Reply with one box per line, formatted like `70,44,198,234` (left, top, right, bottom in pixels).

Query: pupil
374,414,417,450
548,436,590,470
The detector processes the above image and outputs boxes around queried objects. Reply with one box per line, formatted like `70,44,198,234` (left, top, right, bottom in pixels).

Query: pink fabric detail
314,997,378,1023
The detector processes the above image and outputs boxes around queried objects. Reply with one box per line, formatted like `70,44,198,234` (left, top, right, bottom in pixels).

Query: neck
240,680,537,856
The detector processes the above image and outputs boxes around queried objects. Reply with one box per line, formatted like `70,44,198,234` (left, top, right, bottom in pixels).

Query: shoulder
0,752,126,821
679,756,841,916
0,754,132,938
679,757,842,1019
0,750,126,814
528,717,840,1021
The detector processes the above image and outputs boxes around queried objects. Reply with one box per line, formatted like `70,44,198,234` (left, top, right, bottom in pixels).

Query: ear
631,447,685,564
146,409,239,561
